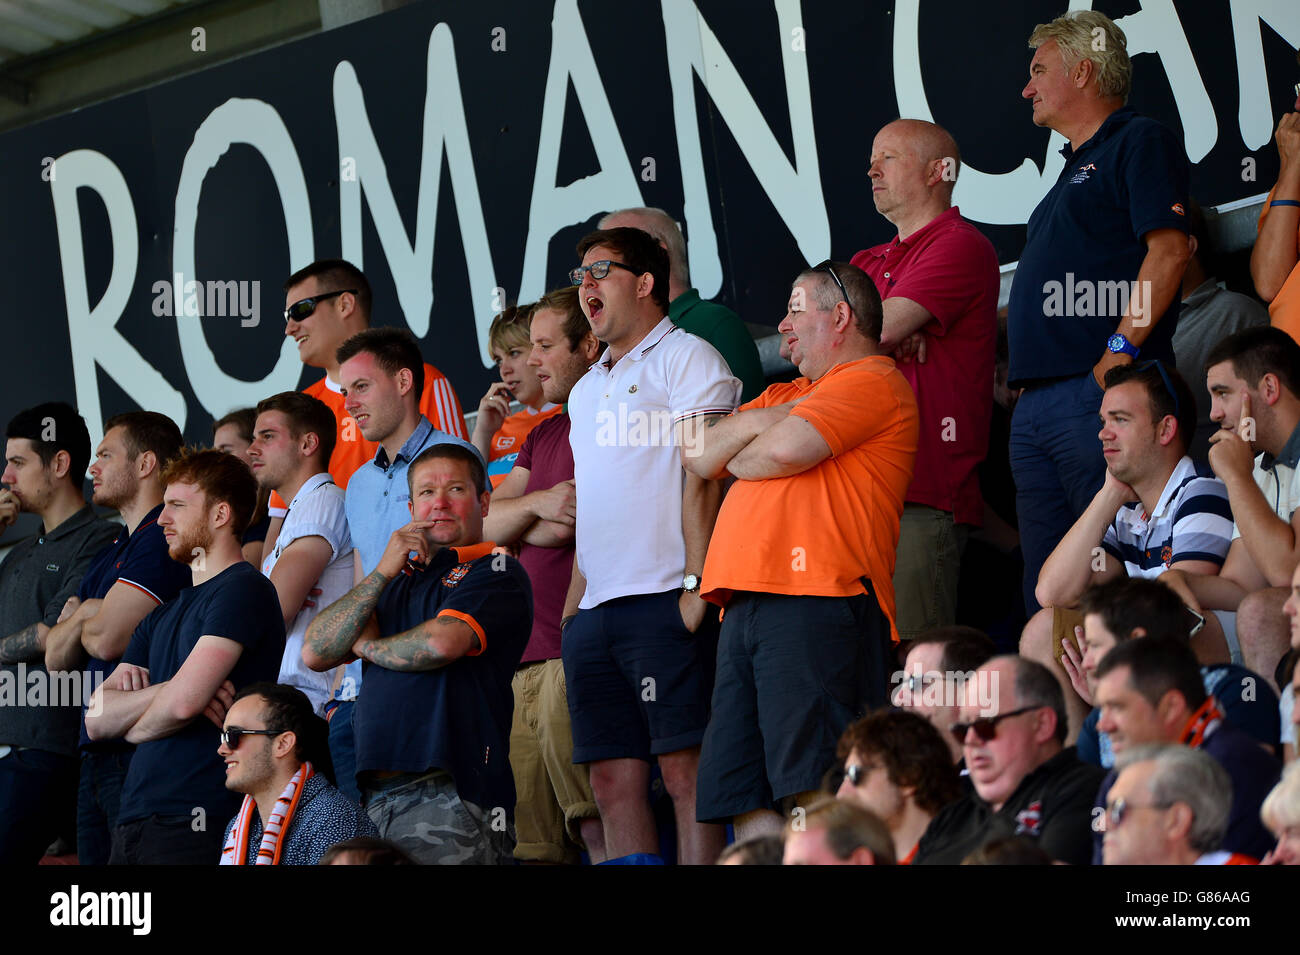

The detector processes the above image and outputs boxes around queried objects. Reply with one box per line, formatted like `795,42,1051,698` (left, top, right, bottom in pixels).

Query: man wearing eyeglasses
914,655,1105,865
1021,361,1234,738
218,683,375,866
851,118,999,645
1102,743,1247,865
563,226,739,865
1009,11,1191,621
1090,637,1279,863
687,262,916,844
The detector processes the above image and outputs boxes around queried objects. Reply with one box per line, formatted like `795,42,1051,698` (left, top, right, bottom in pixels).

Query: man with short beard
43,412,192,864
87,449,285,864
0,402,118,863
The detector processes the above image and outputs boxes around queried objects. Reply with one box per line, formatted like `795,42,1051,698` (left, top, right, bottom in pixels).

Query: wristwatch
1106,333,1139,358
682,574,700,594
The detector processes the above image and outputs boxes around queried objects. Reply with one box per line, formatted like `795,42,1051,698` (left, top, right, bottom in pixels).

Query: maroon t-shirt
851,206,999,526
515,413,575,663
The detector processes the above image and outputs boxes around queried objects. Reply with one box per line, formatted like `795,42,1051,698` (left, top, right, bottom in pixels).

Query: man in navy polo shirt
304,443,531,864
43,412,191,865
87,449,285,865
1008,10,1191,615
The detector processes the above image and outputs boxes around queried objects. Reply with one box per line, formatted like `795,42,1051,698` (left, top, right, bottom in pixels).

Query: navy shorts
562,589,712,764
696,586,891,822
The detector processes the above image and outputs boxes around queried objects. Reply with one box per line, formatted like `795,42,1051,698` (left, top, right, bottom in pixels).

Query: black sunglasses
843,763,877,786
220,726,282,749
812,260,855,318
569,260,638,286
949,705,1042,745
1133,359,1181,425
1107,797,1172,829
284,289,357,323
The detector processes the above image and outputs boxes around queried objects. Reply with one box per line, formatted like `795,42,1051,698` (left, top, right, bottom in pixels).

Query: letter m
205,279,238,318
334,23,498,348
1096,280,1129,319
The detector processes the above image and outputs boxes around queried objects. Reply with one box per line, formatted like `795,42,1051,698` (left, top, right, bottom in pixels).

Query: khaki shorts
892,504,969,641
510,659,598,863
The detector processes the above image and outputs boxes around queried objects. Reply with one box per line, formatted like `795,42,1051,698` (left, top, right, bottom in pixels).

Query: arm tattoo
0,623,45,665
358,620,454,672
304,570,389,664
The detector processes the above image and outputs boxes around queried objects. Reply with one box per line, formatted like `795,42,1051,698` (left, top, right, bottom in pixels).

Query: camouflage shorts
362,770,514,865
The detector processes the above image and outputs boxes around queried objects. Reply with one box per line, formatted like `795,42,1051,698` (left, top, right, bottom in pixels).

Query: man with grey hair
599,208,765,401
851,119,999,641
1101,744,1250,865
1008,9,1191,619
914,655,1105,864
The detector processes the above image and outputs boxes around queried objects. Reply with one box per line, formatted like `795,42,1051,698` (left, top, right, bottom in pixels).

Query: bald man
599,207,765,401
850,119,1000,641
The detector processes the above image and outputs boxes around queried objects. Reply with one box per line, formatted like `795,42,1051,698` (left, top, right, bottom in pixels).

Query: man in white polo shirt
247,392,353,715
562,226,739,865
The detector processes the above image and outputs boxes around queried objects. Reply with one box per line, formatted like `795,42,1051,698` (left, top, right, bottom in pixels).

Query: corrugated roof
0,0,196,66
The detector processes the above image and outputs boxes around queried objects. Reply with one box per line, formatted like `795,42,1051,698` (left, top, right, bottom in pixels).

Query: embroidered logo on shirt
1161,545,1173,567
1014,800,1043,836
1068,163,1097,184
493,435,516,451
45,563,60,573
442,564,471,588
1171,202,1185,216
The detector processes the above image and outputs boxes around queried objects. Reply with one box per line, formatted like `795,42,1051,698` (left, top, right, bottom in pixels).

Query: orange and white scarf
220,763,314,866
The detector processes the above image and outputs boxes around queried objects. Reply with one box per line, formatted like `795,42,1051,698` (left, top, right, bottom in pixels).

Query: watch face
1107,334,1123,351
683,574,700,591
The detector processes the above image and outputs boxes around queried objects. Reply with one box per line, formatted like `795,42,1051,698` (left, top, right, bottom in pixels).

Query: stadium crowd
2,9,1300,866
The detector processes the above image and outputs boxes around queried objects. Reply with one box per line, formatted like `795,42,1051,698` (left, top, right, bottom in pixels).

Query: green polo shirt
669,289,765,402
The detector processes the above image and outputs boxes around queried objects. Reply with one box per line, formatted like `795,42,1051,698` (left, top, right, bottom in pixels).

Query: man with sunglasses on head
914,655,1105,865
686,262,916,845
564,226,740,865
850,118,999,645
219,683,375,866
1021,361,1234,740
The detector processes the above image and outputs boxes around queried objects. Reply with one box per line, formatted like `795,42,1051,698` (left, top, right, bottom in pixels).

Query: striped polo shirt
1101,455,1232,576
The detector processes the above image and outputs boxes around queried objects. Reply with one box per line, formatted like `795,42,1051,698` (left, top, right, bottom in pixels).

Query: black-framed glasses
284,289,357,323
569,260,639,286
812,260,855,318
1107,797,1172,828
949,705,1043,745
220,726,282,749
843,762,879,786
1133,359,1181,425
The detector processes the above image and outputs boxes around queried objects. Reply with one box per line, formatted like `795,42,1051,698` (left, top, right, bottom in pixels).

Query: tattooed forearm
355,618,478,673
0,623,47,664
303,570,390,666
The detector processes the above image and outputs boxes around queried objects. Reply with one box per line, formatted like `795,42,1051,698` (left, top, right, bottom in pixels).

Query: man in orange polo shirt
277,259,468,504
684,261,918,839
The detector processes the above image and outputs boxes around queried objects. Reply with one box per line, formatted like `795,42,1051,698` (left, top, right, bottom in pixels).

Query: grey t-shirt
0,505,119,755
1173,279,1268,459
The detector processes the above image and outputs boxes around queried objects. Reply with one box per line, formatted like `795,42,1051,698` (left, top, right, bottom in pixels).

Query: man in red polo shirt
851,118,1000,641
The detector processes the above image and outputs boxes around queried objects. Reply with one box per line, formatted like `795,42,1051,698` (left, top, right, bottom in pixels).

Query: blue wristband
1271,199,1300,208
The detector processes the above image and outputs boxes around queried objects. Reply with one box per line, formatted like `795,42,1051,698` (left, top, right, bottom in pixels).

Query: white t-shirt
1231,441,1300,540
568,318,739,608
261,473,354,715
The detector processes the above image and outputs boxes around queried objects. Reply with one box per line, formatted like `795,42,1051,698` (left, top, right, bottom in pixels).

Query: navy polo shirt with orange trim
1007,106,1190,386
79,503,193,751
354,541,532,813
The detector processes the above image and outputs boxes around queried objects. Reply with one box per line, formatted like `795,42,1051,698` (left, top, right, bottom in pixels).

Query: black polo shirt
0,504,118,755
914,747,1105,865
354,542,532,813
1008,106,1190,385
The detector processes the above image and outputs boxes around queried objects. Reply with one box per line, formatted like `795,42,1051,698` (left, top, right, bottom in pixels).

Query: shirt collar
1181,278,1221,309
668,288,701,322
1149,455,1198,521
1059,105,1135,162
450,541,496,563
43,503,98,540
592,317,677,374
374,416,434,470
1261,419,1300,472
286,472,336,511
877,205,963,252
